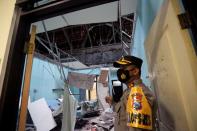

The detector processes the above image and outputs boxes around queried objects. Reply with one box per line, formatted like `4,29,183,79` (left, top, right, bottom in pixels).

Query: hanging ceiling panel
33,0,136,66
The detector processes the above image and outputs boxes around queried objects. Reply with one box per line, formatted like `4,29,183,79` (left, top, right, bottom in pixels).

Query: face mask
117,69,130,83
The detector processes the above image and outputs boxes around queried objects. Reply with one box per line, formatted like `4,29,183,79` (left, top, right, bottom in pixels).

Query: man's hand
105,96,113,105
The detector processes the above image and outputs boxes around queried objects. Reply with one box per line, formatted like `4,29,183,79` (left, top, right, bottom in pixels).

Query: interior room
0,0,197,131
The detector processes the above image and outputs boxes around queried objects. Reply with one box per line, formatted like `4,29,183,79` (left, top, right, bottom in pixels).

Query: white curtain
61,88,78,131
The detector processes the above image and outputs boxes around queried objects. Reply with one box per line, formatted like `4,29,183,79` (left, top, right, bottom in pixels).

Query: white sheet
28,98,57,131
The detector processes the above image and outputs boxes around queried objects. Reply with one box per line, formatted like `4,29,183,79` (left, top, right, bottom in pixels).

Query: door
145,0,197,131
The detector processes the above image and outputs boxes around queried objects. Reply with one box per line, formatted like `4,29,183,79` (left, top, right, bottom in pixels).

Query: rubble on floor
27,98,115,131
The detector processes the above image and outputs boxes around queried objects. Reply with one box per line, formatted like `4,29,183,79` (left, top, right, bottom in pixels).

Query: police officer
105,55,155,131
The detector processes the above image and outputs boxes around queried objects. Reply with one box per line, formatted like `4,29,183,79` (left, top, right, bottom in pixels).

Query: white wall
143,0,197,130
132,0,164,87
0,0,16,97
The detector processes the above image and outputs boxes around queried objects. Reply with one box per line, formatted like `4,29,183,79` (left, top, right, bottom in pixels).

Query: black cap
113,55,143,68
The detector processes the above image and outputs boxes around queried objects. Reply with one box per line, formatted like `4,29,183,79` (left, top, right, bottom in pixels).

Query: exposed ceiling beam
81,34,88,48
62,29,73,52
36,36,58,58
85,25,93,48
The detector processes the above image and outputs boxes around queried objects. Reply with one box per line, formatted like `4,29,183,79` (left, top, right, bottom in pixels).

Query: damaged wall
132,0,163,87
144,1,197,130
30,57,66,101
30,57,101,102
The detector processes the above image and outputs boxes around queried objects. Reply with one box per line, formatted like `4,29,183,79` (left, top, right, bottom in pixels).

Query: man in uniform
105,55,156,131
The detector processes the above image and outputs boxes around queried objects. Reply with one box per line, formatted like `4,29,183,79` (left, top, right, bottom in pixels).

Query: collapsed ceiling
35,13,134,66
29,0,136,67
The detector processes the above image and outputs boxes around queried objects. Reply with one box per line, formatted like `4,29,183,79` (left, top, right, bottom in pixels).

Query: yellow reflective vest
127,85,152,130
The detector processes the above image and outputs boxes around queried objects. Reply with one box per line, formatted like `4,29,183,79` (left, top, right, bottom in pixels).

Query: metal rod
122,30,131,39
118,0,124,56
37,37,69,94
36,36,58,58
42,21,51,47
123,48,128,55
122,40,129,48
36,36,81,63
54,42,63,77
112,22,116,43
62,29,73,52
56,50,66,81
107,28,118,45
52,31,55,45
55,43,60,57
36,36,65,78
41,20,57,60
61,15,73,53
81,33,88,48
122,16,134,22
130,12,137,54
85,25,93,48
